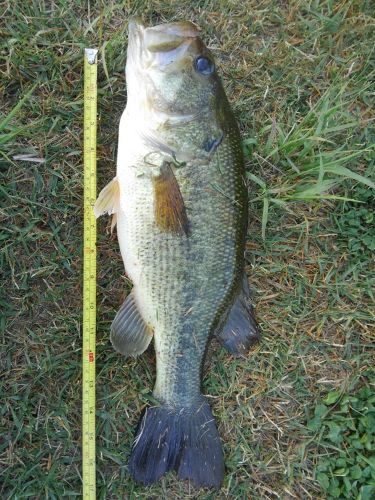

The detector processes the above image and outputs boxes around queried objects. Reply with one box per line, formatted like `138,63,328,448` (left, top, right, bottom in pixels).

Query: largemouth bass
95,18,260,489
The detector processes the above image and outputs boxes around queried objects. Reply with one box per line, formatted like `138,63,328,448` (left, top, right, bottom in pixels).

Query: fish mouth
127,18,200,68
143,20,200,52
129,17,199,49
126,18,206,120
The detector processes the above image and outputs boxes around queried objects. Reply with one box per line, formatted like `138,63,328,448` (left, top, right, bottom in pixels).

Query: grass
307,377,375,498
1,0,374,498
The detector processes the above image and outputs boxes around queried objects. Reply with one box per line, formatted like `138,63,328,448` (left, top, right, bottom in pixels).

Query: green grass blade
323,165,375,189
261,197,269,240
0,83,38,131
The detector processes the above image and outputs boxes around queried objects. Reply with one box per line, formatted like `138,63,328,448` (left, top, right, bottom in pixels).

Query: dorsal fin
216,274,260,355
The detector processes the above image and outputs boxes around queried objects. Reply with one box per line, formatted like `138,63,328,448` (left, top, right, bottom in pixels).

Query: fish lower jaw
124,101,200,129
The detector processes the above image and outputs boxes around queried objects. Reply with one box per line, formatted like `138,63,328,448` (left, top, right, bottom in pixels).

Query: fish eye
194,56,214,75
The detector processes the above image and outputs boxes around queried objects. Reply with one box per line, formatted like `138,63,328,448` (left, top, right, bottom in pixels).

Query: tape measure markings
82,47,98,500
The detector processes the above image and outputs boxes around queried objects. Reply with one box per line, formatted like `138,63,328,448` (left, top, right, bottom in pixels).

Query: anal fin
216,274,260,356
111,291,153,356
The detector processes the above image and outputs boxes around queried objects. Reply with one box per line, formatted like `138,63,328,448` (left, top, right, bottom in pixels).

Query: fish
94,18,260,489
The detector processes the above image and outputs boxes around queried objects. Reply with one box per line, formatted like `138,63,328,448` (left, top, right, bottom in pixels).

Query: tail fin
128,401,224,489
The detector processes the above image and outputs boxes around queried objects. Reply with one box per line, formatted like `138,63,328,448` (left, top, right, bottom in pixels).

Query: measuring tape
82,47,98,499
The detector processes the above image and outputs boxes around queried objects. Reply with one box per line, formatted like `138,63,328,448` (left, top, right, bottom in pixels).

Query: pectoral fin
153,162,189,235
94,177,120,218
111,290,153,356
216,274,260,355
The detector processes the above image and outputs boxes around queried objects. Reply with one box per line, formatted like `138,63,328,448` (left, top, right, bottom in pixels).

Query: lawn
1,0,374,498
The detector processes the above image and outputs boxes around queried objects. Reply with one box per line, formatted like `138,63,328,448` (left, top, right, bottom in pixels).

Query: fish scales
118,138,246,406
95,18,260,489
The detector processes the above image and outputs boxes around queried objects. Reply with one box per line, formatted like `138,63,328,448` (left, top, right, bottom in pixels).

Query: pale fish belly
116,143,245,408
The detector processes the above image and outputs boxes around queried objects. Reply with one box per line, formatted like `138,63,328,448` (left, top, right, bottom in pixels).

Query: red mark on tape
88,352,94,363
